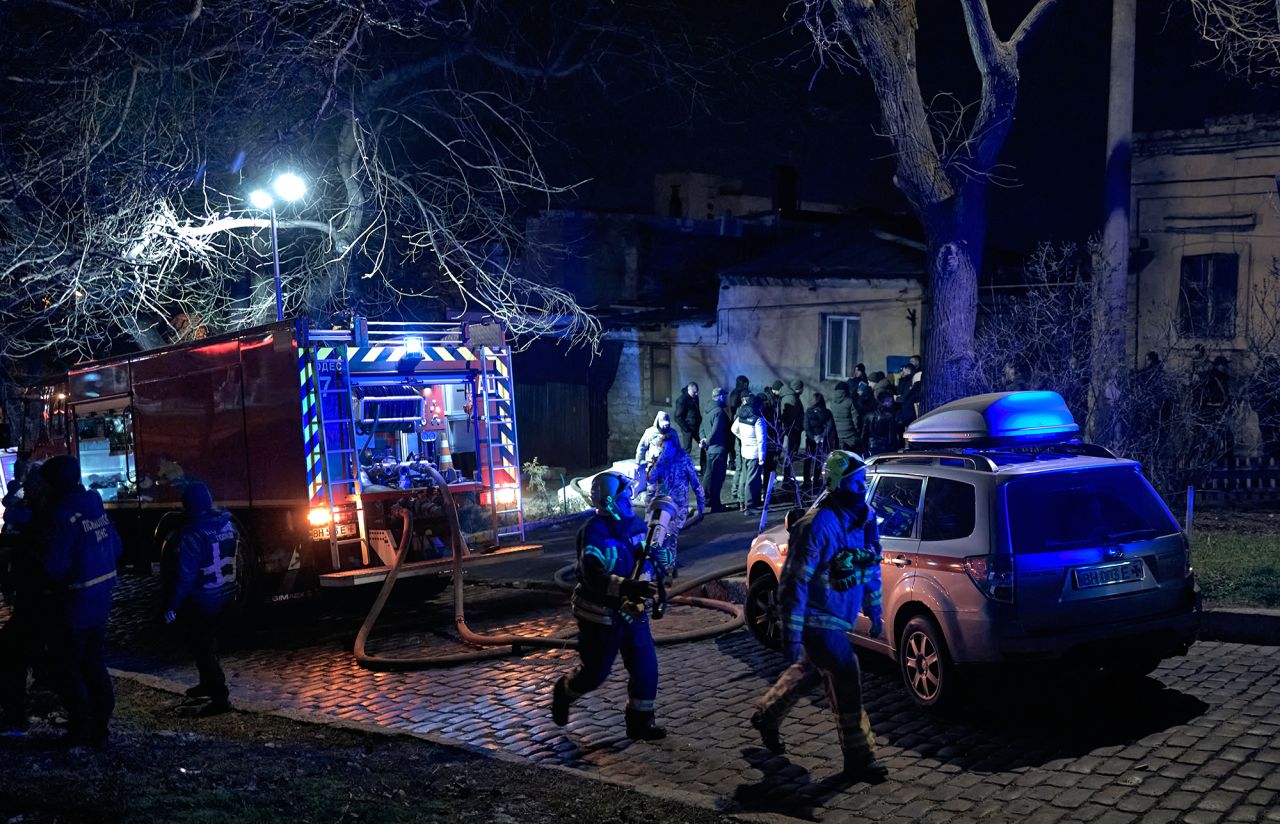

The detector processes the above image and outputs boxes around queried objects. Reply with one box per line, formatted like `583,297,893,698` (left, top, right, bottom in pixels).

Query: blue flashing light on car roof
904,390,1079,449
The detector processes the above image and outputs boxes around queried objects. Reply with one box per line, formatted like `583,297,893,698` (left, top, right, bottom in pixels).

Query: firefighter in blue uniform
551,471,668,740
40,456,123,750
749,450,888,784
160,482,240,716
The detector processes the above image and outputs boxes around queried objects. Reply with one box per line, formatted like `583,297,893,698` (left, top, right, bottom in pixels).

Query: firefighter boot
840,751,889,785
749,710,785,754
624,709,667,741
551,678,571,727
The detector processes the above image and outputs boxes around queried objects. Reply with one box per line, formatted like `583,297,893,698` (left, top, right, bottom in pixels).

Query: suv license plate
1073,560,1144,589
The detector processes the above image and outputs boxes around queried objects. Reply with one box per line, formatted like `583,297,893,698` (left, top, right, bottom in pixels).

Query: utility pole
1092,0,1136,443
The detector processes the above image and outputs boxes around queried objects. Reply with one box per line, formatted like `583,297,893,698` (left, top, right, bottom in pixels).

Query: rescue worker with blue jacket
40,455,123,750
160,482,239,716
551,471,668,740
750,450,888,784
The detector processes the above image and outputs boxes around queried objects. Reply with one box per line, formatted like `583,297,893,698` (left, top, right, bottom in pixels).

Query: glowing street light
246,173,308,321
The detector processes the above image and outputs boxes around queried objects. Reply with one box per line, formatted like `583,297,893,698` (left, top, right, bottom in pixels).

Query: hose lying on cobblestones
354,463,745,671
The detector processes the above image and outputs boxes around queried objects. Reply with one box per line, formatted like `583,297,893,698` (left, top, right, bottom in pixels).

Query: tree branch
1010,0,1062,61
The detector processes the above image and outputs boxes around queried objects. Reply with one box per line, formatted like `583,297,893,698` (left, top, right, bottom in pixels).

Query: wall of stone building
1131,117,1280,454
604,278,924,462
607,339,649,460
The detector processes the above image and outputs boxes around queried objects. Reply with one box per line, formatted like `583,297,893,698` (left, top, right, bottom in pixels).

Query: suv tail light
964,554,1014,603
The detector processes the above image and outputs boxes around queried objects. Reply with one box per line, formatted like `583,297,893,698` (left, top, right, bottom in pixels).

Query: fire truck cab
40,316,526,602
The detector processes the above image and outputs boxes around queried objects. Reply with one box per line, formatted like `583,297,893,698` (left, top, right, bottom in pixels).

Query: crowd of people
0,456,239,752
636,358,926,516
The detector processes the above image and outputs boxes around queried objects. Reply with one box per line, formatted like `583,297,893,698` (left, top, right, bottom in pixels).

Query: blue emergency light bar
904,390,1079,449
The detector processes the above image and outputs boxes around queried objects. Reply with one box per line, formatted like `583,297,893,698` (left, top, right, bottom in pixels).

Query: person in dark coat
852,364,869,394
40,455,122,750
762,381,784,480
863,391,899,455
0,464,50,733
699,387,732,512
726,376,751,471
803,393,837,495
852,383,876,455
161,481,240,715
778,379,805,475
674,383,703,471
828,382,858,450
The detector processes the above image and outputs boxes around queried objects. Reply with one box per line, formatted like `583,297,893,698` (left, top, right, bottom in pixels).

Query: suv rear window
922,477,975,541
1004,467,1178,553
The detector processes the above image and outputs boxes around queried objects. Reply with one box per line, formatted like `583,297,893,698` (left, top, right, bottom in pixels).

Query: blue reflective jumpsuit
558,512,659,715
755,491,882,764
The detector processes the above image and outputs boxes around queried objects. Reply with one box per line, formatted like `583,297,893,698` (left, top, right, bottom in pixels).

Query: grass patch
1192,531,1280,608
0,680,739,824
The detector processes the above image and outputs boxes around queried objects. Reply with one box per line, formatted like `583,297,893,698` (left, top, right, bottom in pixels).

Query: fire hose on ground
354,462,746,671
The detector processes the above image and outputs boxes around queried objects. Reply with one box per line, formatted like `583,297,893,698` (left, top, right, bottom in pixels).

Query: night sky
535,2,1280,255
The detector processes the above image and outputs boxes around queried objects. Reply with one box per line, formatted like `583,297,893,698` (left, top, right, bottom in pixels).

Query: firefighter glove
619,579,657,600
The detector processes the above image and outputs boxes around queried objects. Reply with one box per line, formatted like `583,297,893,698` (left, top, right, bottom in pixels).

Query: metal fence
1188,455,1280,506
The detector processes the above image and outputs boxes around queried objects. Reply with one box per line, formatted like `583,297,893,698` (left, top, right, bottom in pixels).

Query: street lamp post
248,172,307,321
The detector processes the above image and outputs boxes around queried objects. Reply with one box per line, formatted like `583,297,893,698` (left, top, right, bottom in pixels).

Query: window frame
822,314,861,381
647,344,672,406
1177,251,1239,341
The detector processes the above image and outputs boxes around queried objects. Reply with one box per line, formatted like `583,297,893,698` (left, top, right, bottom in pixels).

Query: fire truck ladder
308,345,368,567
478,345,525,543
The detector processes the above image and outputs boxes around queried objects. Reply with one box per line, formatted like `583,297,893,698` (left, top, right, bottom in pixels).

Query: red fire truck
21,316,528,601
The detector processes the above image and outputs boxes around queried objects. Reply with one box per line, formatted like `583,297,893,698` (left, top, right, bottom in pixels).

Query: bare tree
1187,0,1280,79
798,0,1061,410
0,0,709,366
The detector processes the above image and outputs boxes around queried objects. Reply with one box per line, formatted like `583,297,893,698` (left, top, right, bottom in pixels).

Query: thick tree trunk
920,191,983,411
1092,0,1136,444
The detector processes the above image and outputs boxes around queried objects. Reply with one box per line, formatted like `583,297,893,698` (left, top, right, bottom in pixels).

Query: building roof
717,220,925,284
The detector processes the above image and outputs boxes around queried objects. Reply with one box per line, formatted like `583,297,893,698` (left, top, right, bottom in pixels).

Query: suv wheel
899,615,955,709
745,575,783,650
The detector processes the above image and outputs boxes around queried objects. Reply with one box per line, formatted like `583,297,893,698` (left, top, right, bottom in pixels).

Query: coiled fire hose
354,462,745,671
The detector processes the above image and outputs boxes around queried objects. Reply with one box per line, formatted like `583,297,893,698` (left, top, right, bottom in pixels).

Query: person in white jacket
731,394,768,513
634,411,674,498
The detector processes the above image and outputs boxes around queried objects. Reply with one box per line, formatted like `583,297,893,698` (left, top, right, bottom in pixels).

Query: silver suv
744,391,1201,708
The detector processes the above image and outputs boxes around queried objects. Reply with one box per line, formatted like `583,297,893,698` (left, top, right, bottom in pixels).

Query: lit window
1178,253,1237,339
823,315,861,381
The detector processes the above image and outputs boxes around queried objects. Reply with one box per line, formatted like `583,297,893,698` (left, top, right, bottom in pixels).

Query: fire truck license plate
1073,560,1144,589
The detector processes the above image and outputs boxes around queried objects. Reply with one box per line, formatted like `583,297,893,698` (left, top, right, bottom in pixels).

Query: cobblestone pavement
98,573,1280,823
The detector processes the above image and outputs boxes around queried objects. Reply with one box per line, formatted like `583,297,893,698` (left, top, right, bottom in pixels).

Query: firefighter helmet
824,450,867,492
589,471,633,520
